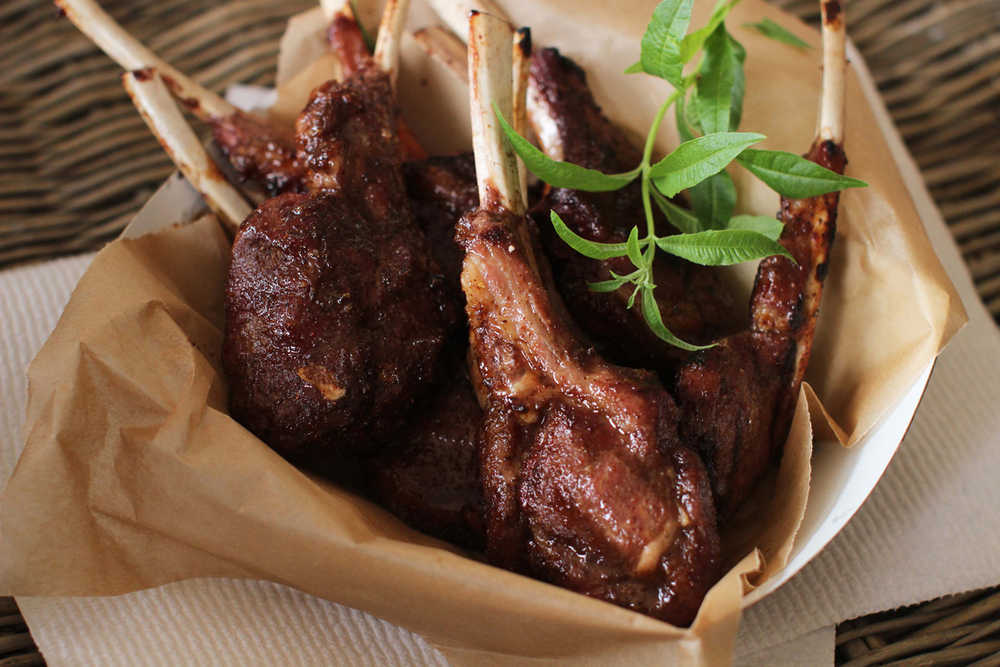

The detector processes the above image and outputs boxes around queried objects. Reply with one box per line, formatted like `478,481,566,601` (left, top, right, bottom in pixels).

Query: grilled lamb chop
460,13,720,626
526,48,741,371
223,0,460,461
674,1,849,515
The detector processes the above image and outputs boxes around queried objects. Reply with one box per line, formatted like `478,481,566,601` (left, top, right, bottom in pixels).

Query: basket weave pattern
0,0,997,665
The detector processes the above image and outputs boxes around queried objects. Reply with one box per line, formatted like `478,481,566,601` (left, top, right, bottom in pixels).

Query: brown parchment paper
0,0,965,664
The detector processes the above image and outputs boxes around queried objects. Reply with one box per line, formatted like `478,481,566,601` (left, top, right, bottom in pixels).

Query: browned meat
224,64,457,462
403,153,479,287
674,139,846,515
457,15,721,624
459,201,720,626
209,112,304,197
326,12,427,161
224,189,455,459
328,13,370,78
527,48,741,370
295,67,411,206
366,361,485,550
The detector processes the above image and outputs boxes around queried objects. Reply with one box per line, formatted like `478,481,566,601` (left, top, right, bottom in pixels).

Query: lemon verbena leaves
725,214,784,240
743,18,810,49
641,288,714,351
496,105,640,191
637,0,694,88
655,229,793,265
496,0,868,349
649,132,764,198
550,211,633,260
737,149,868,198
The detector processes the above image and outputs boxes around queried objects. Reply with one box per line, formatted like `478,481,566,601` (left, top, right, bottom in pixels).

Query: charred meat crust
366,359,486,551
675,139,845,515
403,153,480,288
210,113,304,197
224,191,455,458
459,207,721,626
224,65,458,463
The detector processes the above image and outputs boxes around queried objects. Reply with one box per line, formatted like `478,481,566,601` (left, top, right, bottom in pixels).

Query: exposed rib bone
426,0,510,45
413,26,469,84
56,0,235,121
468,11,522,215
820,0,846,144
319,0,351,22
122,69,252,232
512,27,532,210
373,0,411,89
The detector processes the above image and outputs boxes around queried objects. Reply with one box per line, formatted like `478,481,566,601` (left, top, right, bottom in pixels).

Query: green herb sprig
743,18,811,49
497,0,866,349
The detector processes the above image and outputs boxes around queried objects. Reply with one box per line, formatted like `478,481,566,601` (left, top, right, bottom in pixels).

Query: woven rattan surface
1,0,997,665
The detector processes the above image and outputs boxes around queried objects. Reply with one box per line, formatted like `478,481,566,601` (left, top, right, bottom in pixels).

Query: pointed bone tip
516,27,532,57
822,0,843,27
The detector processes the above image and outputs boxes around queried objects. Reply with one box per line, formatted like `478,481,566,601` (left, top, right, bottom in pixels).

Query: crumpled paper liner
0,0,965,664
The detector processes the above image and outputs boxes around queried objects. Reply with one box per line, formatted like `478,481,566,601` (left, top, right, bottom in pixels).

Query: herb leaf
625,226,646,268
693,24,737,135
639,0,695,88
496,106,640,191
624,61,644,74
652,188,703,234
589,271,636,292
727,32,747,130
349,0,377,52
649,132,763,198
679,0,739,62
675,90,699,142
641,288,713,351
725,214,784,240
550,211,630,260
689,170,737,228
737,149,868,198
743,18,810,49
655,229,794,265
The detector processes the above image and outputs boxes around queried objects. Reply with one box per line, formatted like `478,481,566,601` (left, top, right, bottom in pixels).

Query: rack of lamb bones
61,0,850,626
456,3,848,620
416,4,848,516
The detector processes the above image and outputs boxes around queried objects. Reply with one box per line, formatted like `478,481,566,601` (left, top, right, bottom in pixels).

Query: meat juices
527,48,741,371
460,13,720,626
224,60,457,461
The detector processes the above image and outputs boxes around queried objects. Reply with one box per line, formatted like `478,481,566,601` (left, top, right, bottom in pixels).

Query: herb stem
638,88,685,265
642,90,682,167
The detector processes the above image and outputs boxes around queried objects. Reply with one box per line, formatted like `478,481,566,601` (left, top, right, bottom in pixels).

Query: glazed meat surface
675,139,846,514
403,153,480,287
459,203,720,626
210,112,304,197
366,361,485,550
224,65,457,461
527,48,741,371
